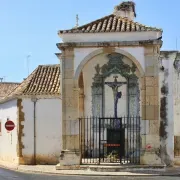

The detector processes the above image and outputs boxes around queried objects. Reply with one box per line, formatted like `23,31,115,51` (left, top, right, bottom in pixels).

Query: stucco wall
0,99,18,163
22,98,62,165
160,52,177,164
173,69,180,136
160,53,180,136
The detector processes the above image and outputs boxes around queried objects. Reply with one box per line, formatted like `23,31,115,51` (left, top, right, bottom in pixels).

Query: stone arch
74,48,144,88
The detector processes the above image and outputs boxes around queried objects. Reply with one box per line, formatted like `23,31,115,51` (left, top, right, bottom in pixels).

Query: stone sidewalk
0,160,180,176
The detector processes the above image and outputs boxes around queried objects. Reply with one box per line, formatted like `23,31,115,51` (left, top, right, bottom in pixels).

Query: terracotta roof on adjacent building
0,82,20,99
6,64,60,97
58,14,162,34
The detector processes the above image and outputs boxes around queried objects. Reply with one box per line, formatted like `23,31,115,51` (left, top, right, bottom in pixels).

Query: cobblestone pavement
0,167,180,180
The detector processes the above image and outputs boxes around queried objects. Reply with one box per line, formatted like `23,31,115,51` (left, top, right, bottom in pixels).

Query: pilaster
140,45,162,165
59,48,81,167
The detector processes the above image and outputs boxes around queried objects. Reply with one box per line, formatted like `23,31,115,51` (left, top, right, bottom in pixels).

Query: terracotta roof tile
58,14,162,34
24,64,60,95
7,64,60,97
0,82,20,99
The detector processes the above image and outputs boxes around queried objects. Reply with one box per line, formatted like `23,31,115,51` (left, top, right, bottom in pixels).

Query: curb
15,168,180,177
15,169,160,176
0,164,18,171
0,164,180,177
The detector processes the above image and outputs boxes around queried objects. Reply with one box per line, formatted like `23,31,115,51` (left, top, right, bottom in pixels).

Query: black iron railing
79,116,141,165
174,149,180,157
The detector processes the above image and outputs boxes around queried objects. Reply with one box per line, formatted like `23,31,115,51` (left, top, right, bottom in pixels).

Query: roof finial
26,54,31,76
76,14,79,28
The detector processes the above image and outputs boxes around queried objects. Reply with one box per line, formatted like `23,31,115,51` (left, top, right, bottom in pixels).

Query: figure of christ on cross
105,76,127,128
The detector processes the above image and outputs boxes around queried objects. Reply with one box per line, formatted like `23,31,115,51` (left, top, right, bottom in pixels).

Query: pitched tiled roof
7,64,60,97
58,14,162,34
0,82,20,99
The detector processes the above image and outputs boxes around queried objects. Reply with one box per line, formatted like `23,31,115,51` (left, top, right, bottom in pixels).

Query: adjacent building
0,82,19,99
0,64,62,165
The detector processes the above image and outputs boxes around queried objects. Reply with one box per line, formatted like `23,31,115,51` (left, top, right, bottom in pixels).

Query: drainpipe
31,97,38,165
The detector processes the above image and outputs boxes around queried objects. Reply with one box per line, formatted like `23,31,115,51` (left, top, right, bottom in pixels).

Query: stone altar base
56,150,81,169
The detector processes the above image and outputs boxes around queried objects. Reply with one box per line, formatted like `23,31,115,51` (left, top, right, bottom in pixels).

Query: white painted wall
172,62,180,163
0,99,18,164
118,47,145,71
160,53,180,136
160,51,180,164
74,48,100,74
165,58,175,164
22,98,62,165
160,52,176,164
60,31,162,43
21,99,34,164
74,47,145,78
36,99,62,164
173,68,180,136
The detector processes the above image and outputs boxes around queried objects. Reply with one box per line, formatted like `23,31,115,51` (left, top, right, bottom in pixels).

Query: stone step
56,164,166,171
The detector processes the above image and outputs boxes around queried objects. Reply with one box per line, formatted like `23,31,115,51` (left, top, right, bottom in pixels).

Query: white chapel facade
56,0,180,167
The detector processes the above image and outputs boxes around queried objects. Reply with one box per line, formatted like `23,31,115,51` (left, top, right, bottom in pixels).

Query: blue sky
0,0,179,82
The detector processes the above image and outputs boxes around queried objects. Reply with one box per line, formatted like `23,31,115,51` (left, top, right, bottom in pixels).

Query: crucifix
105,75,127,119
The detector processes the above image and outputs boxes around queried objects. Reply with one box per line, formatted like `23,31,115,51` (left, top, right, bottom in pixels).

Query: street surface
0,167,180,180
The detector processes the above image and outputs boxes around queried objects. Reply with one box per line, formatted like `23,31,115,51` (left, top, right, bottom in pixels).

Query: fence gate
80,116,141,165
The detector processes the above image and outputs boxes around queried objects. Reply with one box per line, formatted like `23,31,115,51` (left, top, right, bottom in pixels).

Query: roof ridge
0,82,20,84
38,64,59,67
58,14,162,34
0,83,20,100
0,64,61,103
76,14,114,29
58,14,114,34
116,17,159,28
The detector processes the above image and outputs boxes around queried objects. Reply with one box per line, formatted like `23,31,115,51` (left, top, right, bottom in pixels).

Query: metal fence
79,116,141,165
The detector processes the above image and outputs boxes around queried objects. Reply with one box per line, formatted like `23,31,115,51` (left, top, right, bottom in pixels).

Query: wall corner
16,98,25,164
